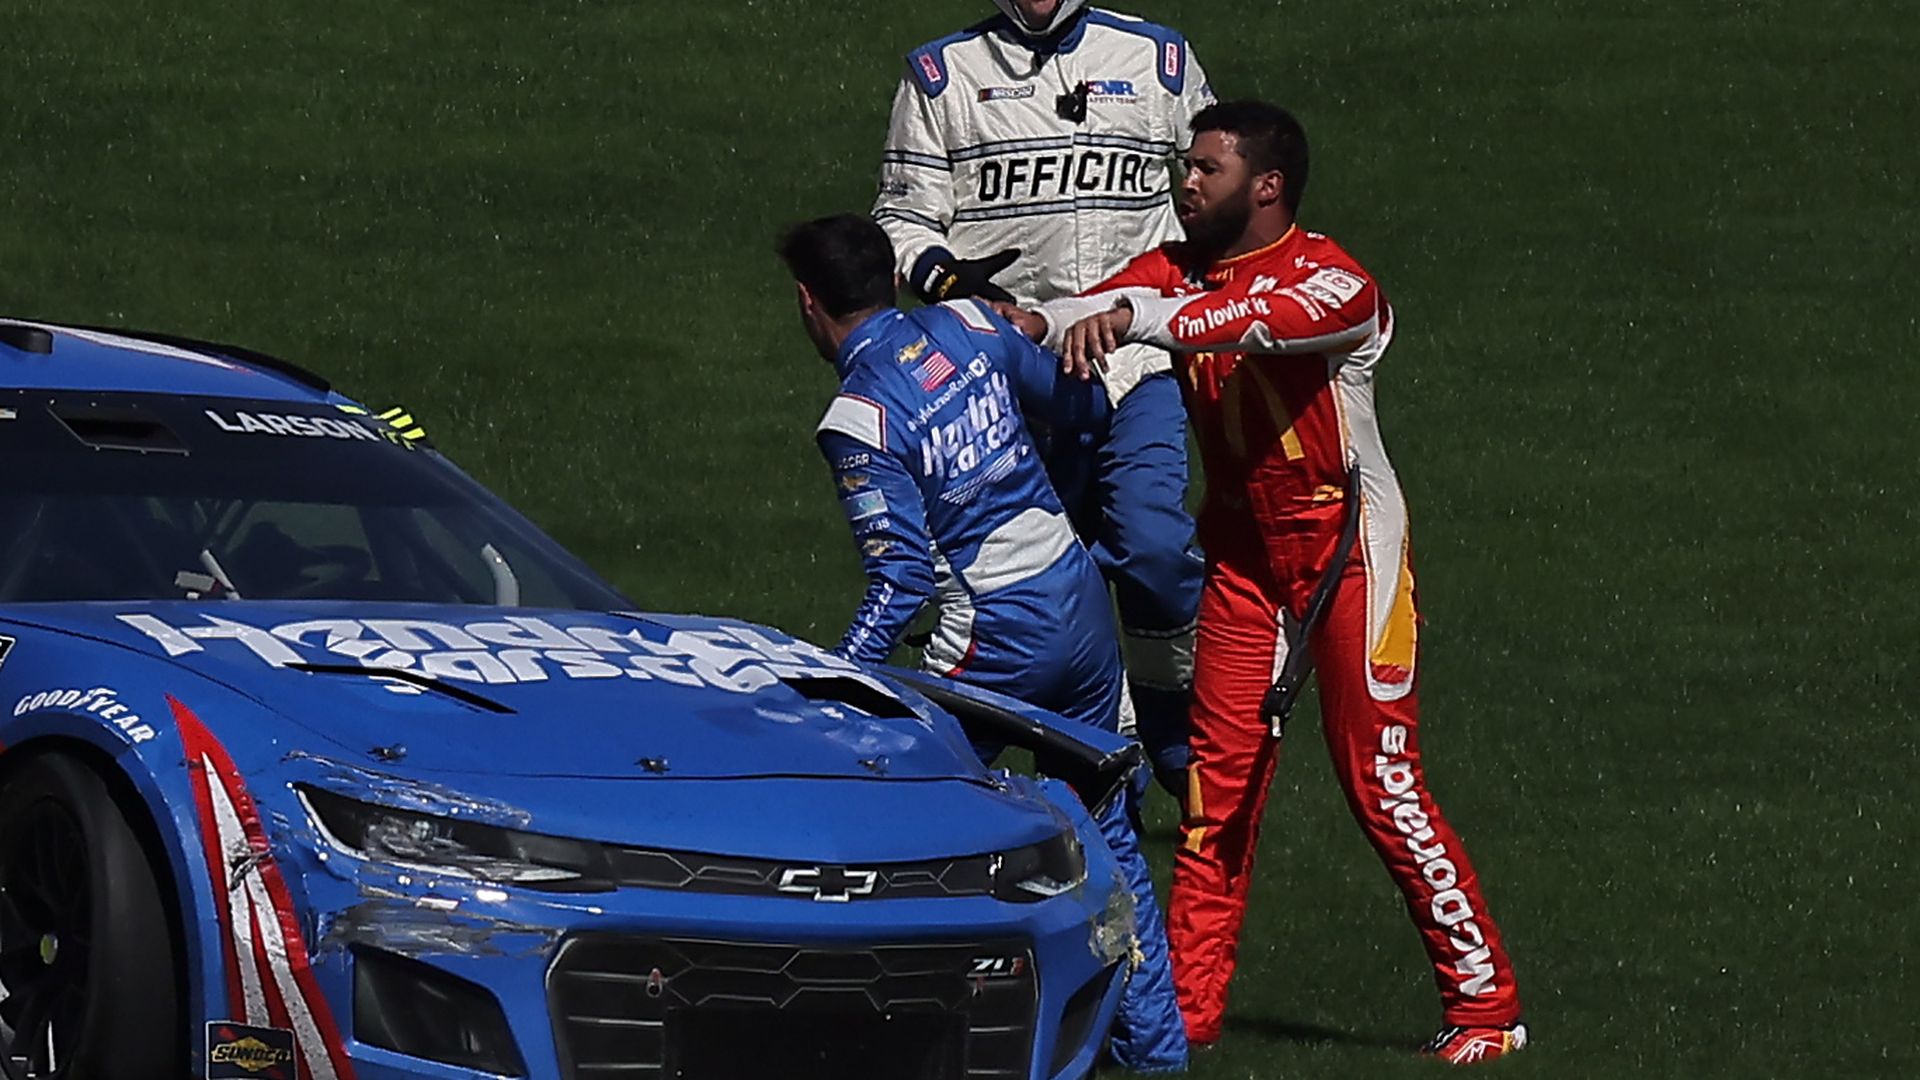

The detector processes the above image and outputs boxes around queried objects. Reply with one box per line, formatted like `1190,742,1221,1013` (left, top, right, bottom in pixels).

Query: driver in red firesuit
1005,100,1529,1065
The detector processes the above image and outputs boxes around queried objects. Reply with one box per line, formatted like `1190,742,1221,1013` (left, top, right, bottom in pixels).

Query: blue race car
0,319,1141,1080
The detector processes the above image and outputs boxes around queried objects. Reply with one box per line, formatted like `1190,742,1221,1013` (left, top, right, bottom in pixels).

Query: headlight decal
298,786,613,892
287,751,534,830
990,829,1089,903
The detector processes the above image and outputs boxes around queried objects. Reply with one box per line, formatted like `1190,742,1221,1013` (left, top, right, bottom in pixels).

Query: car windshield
0,391,631,609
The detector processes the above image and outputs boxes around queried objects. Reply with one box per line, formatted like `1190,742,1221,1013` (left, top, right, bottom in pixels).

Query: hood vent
778,674,919,720
0,323,53,354
52,404,187,455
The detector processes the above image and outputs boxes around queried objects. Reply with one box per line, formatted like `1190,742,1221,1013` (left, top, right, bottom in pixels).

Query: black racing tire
0,753,181,1079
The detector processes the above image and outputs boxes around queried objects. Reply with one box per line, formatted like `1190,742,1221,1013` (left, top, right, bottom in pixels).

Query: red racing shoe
1422,1022,1529,1064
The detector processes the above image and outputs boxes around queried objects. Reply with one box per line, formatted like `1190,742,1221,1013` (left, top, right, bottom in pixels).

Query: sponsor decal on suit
846,489,890,521
1374,724,1496,997
918,371,1019,487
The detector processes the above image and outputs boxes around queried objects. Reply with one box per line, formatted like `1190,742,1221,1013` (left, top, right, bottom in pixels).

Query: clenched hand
915,248,1022,303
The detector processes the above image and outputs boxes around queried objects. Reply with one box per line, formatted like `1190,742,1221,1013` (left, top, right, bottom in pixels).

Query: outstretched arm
1059,263,1381,375
1004,248,1187,378
1129,263,1377,353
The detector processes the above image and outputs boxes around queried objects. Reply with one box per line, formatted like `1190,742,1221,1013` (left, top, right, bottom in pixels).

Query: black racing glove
911,247,1022,304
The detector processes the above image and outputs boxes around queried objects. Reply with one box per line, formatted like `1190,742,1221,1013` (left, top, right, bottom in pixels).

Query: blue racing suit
817,298,1188,1072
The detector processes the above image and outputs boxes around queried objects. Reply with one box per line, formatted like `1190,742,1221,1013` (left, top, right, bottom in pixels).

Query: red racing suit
1044,227,1523,1039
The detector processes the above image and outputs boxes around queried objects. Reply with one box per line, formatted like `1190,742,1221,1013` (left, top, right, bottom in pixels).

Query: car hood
5,601,988,783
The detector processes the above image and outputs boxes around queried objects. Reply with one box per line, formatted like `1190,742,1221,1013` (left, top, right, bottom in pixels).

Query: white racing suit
875,5,1211,810
873,9,1213,1072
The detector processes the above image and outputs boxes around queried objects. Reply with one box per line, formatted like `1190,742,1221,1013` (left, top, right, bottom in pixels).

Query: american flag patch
916,351,957,390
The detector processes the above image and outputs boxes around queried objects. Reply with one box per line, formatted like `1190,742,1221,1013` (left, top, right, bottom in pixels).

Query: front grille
549,935,1037,1080
605,847,993,901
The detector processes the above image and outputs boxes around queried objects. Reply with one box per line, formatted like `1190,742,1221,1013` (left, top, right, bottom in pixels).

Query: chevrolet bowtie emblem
777,865,878,902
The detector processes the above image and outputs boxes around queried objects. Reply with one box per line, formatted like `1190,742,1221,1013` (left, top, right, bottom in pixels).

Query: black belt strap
1261,471,1365,737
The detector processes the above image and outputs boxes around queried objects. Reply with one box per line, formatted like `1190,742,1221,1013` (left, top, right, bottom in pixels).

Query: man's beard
1182,188,1254,258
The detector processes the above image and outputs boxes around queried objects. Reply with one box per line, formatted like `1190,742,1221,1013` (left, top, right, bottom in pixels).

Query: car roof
0,318,337,404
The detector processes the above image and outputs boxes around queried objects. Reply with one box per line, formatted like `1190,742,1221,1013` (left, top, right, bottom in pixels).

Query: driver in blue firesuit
777,213,1188,1072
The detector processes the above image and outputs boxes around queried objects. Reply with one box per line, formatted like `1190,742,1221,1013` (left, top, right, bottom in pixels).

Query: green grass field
5,0,1917,1075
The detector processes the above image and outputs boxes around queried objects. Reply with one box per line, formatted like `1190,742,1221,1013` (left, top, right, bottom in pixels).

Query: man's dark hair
776,214,897,318
1191,100,1310,214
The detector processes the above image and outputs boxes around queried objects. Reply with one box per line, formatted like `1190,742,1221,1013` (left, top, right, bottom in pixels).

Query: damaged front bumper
267,763,1133,1080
